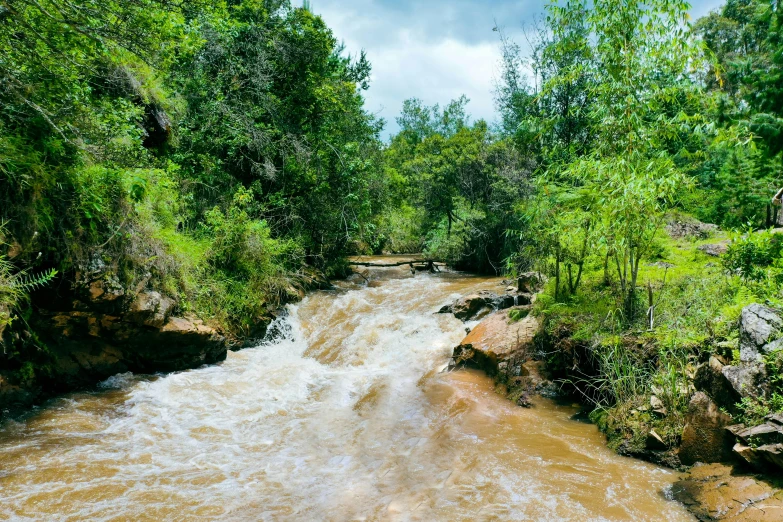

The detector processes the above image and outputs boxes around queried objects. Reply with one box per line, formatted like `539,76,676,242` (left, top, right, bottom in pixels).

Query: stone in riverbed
672,463,783,521
446,291,518,321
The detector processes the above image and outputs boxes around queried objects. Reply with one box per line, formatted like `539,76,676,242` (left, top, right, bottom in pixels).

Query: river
0,261,693,520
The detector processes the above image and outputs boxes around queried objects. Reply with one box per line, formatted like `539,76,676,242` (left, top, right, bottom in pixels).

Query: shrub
722,226,783,282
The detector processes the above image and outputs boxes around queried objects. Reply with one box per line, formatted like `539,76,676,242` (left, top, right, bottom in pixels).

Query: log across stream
0,257,691,520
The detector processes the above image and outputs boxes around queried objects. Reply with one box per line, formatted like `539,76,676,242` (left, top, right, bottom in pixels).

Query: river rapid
0,261,693,521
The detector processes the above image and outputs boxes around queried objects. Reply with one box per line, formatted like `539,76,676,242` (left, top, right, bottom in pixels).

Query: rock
450,309,540,377
449,291,515,321
666,218,719,239
452,294,493,321
679,392,735,466
127,291,174,328
740,304,782,363
767,412,783,426
672,463,783,521
650,395,667,416
733,443,768,469
437,305,453,314
722,363,768,399
733,424,783,447
697,242,729,257
694,356,742,413
645,429,668,451
515,293,534,306
730,416,783,472
756,444,783,470
517,272,545,294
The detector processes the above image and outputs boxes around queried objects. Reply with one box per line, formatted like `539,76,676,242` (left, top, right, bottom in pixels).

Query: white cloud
311,0,729,139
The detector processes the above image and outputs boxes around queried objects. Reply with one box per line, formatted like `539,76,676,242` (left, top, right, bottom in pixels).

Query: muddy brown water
0,259,693,520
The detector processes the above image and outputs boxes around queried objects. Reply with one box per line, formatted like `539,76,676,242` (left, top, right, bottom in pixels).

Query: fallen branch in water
348,260,444,272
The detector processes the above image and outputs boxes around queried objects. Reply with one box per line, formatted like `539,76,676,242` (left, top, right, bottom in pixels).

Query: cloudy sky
304,0,726,138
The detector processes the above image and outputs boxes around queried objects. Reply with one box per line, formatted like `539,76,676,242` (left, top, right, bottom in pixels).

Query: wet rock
452,294,493,321
450,309,539,374
680,392,735,466
740,304,783,363
515,293,535,306
672,463,783,521
694,356,741,414
448,291,516,321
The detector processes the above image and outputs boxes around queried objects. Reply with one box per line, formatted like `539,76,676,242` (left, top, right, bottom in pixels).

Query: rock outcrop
0,257,331,416
698,304,782,404
729,414,783,472
449,307,555,403
739,304,782,364
694,356,742,414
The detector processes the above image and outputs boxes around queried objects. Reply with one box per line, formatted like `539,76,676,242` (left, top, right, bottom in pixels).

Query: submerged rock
672,463,783,521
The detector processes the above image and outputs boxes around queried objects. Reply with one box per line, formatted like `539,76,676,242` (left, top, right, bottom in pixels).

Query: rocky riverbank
0,259,330,417
441,278,783,520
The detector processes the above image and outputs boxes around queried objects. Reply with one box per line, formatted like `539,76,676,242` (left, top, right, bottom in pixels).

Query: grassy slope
534,223,780,454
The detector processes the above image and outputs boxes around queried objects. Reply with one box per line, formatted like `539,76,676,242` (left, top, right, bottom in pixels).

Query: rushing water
0,261,693,521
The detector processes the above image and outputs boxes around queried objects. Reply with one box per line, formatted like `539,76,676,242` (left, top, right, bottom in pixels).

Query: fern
10,268,58,293
0,252,57,334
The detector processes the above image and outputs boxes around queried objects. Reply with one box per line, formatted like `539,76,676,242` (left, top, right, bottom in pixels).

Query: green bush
723,227,783,282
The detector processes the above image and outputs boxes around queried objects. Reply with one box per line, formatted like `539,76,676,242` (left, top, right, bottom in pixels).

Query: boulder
739,304,782,363
448,291,516,321
452,294,494,321
666,218,719,239
127,291,174,328
450,309,540,378
722,363,768,399
694,356,741,413
679,392,735,465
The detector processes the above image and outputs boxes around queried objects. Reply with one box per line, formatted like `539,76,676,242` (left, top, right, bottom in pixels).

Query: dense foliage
0,0,382,349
